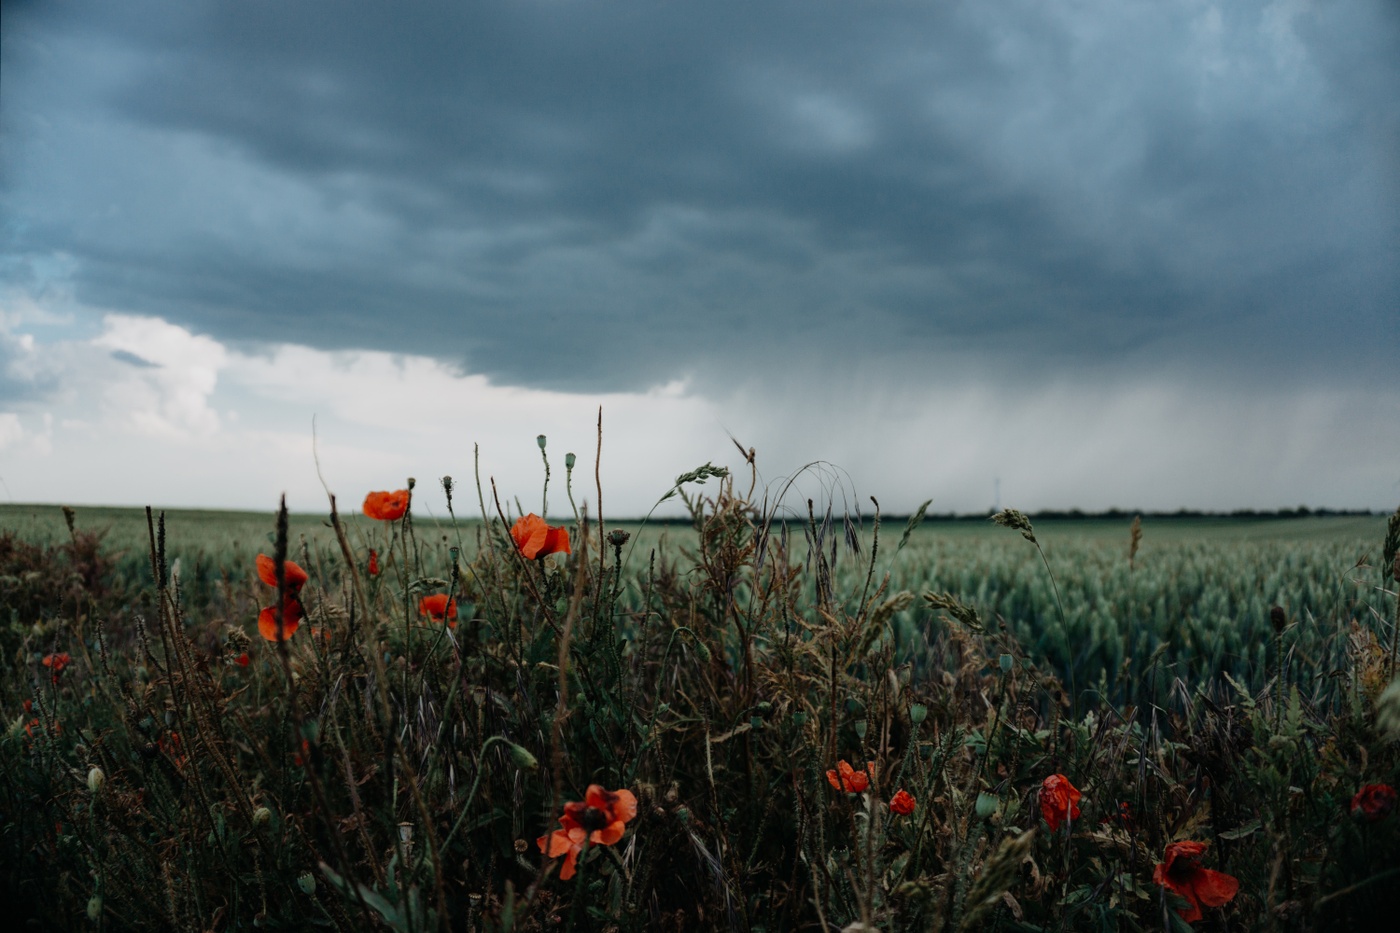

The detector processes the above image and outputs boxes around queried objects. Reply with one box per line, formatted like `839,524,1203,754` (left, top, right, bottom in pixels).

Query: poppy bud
909,704,928,724
87,766,105,794
508,741,539,772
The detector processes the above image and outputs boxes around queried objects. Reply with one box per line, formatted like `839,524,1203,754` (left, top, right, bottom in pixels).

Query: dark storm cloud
3,0,1397,391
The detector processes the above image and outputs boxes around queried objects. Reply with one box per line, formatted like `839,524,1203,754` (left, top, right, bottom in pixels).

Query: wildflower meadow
2,428,1398,931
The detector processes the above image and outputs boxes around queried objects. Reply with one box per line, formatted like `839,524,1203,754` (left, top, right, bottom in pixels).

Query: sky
2,0,1397,519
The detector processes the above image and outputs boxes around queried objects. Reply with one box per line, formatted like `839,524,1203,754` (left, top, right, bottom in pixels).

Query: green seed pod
536,434,547,450
297,872,316,895
909,704,928,724
565,452,576,469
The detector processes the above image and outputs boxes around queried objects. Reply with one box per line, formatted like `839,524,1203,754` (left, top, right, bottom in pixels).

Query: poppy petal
258,605,302,642
257,554,309,589
543,525,571,556
512,514,548,559
363,490,410,521
1191,868,1239,908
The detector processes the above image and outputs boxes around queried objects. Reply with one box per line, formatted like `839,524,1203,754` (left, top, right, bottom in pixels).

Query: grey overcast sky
1,0,1397,517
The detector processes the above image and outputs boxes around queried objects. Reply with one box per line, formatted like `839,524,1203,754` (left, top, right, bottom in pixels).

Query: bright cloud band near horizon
0,312,1395,518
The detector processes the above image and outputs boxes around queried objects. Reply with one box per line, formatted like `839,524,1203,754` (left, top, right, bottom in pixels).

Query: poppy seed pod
537,434,547,449
87,766,105,794
565,452,576,469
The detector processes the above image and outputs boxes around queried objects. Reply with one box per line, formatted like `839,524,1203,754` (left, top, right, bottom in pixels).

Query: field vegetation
2,435,1397,932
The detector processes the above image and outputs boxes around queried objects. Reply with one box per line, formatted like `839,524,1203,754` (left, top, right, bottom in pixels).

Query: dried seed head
225,626,252,653
1270,606,1287,634
991,508,1037,543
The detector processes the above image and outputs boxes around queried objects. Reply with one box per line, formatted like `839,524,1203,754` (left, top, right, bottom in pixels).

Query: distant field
2,502,1385,705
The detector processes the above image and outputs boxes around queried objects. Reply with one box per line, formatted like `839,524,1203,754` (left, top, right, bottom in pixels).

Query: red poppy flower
510,513,571,560
256,554,308,591
258,595,304,642
1152,840,1239,923
889,788,916,815
367,548,380,577
826,759,874,793
363,489,410,521
235,653,250,667
41,653,72,681
536,785,638,880
1351,783,1396,822
1040,774,1082,832
418,594,458,626
158,731,188,771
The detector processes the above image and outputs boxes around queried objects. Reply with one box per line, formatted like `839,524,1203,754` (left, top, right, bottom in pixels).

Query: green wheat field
3,449,1398,932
